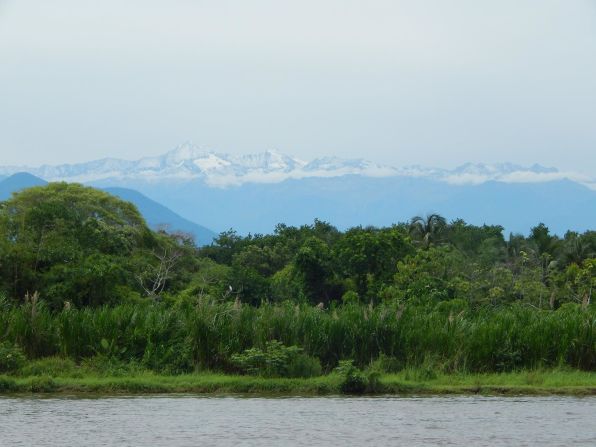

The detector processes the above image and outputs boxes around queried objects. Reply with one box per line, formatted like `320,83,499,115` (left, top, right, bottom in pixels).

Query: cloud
442,169,596,190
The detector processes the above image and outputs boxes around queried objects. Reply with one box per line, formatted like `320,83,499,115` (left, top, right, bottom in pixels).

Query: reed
1,300,594,373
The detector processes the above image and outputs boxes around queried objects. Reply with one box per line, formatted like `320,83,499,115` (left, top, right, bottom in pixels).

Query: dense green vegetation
0,183,594,392
0,301,594,374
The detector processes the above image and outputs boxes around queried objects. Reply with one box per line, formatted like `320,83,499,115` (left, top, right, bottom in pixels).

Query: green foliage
0,300,594,375
409,214,447,249
335,226,412,299
270,264,303,302
335,360,367,394
294,236,342,304
19,357,78,377
394,246,468,303
0,183,205,308
370,353,404,373
81,355,144,377
0,183,153,308
0,183,594,378
341,290,360,304
286,352,323,378
231,340,321,378
1,183,593,312
365,366,383,393
28,375,57,392
0,376,17,392
0,342,26,373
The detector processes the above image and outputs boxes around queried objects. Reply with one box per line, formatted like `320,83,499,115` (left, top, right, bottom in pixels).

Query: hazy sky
1,0,595,172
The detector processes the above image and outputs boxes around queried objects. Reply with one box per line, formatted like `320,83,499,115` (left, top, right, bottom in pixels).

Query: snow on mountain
1,142,594,189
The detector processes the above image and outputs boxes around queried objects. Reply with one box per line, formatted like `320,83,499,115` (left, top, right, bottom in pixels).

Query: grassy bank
2,369,595,396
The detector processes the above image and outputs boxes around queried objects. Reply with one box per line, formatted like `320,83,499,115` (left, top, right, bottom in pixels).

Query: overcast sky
1,0,595,172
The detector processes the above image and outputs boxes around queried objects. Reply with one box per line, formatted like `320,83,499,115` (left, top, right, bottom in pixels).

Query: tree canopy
0,183,189,308
0,183,594,312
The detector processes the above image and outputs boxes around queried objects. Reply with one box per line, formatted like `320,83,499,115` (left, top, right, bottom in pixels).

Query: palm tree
409,213,447,249
563,233,594,266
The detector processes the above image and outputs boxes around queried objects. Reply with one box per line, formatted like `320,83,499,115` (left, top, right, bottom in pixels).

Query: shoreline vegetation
2,369,596,397
1,184,594,398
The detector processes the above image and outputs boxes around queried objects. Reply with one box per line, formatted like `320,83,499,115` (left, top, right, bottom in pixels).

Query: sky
0,0,595,173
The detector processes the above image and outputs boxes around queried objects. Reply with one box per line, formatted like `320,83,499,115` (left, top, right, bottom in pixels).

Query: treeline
199,216,595,310
0,183,594,310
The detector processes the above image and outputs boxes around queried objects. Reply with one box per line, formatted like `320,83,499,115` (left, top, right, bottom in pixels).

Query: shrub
335,360,366,394
341,291,360,305
365,367,383,393
287,353,322,378
231,340,321,378
0,343,27,374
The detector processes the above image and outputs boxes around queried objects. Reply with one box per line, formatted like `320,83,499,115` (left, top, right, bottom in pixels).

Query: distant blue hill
0,173,216,245
103,187,216,245
0,172,47,200
128,175,596,236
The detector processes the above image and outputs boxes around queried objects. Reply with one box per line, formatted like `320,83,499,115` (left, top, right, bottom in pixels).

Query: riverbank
2,369,595,396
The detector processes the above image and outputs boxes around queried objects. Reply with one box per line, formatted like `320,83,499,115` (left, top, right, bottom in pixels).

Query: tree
394,246,468,303
294,237,342,304
335,226,412,299
136,247,183,299
409,214,447,249
0,183,156,307
529,223,559,258
562,232,594,266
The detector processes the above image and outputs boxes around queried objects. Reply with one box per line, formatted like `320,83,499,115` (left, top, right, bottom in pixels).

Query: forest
0,183,594,388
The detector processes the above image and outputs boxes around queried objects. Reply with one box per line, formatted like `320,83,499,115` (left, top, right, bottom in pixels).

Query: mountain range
2,142,594,190
1,143,595,237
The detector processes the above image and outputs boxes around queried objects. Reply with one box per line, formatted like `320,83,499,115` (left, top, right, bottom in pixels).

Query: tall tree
0,183,156,307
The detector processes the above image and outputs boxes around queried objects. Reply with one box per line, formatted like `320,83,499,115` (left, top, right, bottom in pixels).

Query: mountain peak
163,142,210,163
0,144,593,190
0,172,47,200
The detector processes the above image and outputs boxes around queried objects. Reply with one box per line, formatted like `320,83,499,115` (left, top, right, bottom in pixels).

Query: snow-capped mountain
0,142,594,189
1,143,595,236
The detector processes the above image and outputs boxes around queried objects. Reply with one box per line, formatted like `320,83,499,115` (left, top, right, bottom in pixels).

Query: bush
365,367,383,393
0,343,27,374
287,353,322,378
231,340,321,378
341,291,360,305
335,360,367,394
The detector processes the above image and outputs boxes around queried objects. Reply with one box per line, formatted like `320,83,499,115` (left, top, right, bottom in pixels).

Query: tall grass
0,300,594,373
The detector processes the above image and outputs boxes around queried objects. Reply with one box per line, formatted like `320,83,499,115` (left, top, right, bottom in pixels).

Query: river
1,395,595,446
